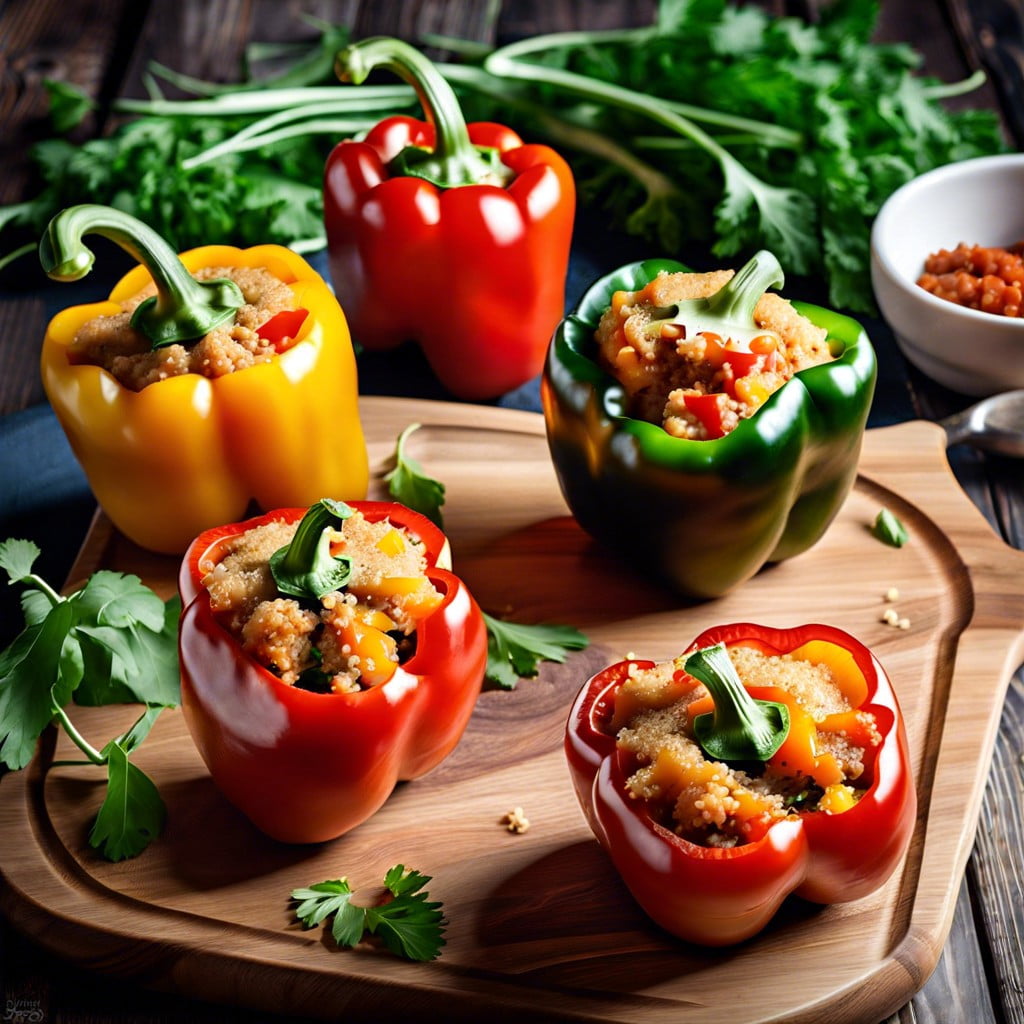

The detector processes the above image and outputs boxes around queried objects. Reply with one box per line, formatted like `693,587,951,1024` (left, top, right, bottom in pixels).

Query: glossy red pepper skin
178,501,487,844
324,116,575,400
565,622,916,946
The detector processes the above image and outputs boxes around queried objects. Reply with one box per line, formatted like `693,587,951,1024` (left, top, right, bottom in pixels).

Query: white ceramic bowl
870,153,1024,396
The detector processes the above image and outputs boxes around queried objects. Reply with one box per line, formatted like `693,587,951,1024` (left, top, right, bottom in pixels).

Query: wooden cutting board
2,396,1023,1024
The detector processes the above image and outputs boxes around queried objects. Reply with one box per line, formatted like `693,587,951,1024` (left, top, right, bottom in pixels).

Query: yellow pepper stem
39,203,244,349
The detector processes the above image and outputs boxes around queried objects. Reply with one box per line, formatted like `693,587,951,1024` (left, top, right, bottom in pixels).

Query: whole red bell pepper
178,499,487,844
324,37,575,400
565,622,916,946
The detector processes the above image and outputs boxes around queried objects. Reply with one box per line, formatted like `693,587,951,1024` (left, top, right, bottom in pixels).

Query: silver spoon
941,390,1024,458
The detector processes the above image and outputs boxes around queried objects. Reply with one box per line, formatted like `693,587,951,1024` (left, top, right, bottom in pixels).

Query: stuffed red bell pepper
565,622,916,946
178,498,488,844
324,37,575,400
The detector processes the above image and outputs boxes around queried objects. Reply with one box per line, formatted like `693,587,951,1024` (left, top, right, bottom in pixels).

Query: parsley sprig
0,538,181,860
292,864,446,961
483,614,589,690
385,423,446,528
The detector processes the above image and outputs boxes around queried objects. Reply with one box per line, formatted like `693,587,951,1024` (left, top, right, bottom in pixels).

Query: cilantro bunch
0,23,378,268
448,0,1006,310
0,538,181,860
5,0,994,309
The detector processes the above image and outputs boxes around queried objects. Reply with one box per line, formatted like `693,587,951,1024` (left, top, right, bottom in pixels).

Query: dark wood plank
0,0,128,203
971,674,1024,1024
0,0,130,415
883,876,999,1024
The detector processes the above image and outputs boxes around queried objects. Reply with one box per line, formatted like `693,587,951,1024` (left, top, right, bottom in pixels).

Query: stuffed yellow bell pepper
39,204,369,554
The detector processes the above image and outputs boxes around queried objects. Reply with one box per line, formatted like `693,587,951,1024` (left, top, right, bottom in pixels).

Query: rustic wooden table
1,2,1022,1023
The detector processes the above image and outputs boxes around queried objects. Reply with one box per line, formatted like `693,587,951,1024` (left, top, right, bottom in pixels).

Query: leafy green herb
871,508,909,547
90,737,167,861
292,864,446,961
3,2,1003,308
0,30,388,261
482,613,589,690
446,0,1006,311
0,538,180,860
44,80,95,133
384,424,446,528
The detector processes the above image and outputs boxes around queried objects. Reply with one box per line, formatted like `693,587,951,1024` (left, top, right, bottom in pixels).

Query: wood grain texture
1,397,1022,1024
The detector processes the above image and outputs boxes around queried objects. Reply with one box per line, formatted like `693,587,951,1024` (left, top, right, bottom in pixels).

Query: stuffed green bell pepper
540,252,877,599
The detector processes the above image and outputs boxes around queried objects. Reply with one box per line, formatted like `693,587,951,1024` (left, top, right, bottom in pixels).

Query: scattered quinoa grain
885,587,900,602
503,807,530,834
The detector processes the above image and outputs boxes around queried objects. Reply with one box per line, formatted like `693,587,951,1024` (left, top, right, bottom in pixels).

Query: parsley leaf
90,738,167,861
482,613,589,690
74,570,166,632
871,508,909,547
292,865,446,961
384,424,446,528
0,538,42,584
72,594,181,708
292,879,353,926
0,538,179,858
0,602,75,769
21,588,53,626
365,866,447,962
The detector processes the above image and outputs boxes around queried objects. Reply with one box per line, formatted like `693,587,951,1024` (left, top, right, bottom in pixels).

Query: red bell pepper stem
269,498,355,600
683,643,790,763
335,36,512,188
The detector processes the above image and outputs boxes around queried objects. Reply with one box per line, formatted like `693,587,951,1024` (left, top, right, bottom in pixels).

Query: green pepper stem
38,203,244,349
684,643,790,763
706,250,784,321
270,499,356,601
335,36,512,188
645,249,784,341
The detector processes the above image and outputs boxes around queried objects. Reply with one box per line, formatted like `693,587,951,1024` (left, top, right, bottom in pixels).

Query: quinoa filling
611,646,881,847
201,511,443,693
595,269,834,439
70,265,297,391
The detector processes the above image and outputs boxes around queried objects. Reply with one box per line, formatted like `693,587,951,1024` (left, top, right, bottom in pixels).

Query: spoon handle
939,407,973,448
938,391,1024,458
